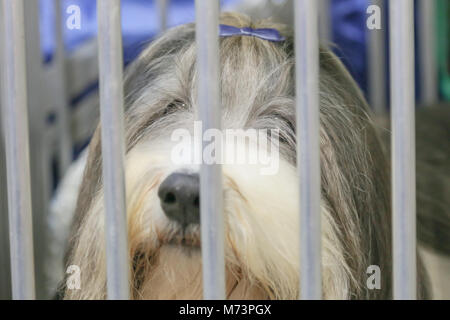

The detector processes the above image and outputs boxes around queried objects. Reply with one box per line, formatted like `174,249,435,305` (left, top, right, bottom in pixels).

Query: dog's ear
123,24,196,108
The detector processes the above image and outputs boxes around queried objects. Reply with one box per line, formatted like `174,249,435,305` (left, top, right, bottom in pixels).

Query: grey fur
64,13,430,299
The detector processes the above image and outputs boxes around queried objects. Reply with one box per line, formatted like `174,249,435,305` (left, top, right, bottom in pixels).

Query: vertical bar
418,0,437,105
23,0,50,298
295,0,322,300
157,0,168,33
0,0,12,301
97,0,130,300
318,0,332,44
54,0,72,173
389,0,416,300
195,0,225,300
0,0,36,300
368,0,387,114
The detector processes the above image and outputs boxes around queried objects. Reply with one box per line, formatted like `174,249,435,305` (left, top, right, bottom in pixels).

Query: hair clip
219,24,285,42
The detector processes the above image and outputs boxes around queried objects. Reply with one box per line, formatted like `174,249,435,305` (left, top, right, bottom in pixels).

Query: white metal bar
97,0,130,300
0,0,12,300
23,0,53,298
418,0,438,105
157,0,168,33
368,0,387,114
54,0,72,173
195,0,225,300
318,0,332,44
389,0,416,300
295,0,322,300
0,0,36,300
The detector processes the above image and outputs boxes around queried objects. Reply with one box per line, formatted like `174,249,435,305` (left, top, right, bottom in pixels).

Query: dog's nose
158,173,200,226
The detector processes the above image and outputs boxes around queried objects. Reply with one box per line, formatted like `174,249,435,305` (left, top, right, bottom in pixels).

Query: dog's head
65,13,393,300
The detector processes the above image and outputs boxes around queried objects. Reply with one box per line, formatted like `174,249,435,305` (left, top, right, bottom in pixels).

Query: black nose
158,173,200,226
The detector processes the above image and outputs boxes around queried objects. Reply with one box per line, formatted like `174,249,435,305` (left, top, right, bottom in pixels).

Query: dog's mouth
160,227,201,248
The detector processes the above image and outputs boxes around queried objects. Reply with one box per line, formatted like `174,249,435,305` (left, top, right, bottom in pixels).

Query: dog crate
0,0,442,300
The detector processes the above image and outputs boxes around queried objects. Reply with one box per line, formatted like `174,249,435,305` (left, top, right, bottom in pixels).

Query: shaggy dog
62,13,429,299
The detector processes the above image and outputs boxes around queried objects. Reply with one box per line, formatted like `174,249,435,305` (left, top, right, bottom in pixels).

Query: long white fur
63,132,355,299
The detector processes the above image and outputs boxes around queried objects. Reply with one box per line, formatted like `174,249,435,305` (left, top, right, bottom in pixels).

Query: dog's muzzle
158,172,200,227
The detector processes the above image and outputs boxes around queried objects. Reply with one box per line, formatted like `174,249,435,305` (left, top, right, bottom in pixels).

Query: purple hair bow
219,24,285,42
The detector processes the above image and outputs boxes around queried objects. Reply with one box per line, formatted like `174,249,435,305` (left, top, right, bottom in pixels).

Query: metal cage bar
22,0,51,298
318,0,332,45
54,0,72,174
0,0,12,301
97,0,130,300
157,0,168,33
195,0,226,300
389,0,417,300
295,0,322,300
368,0,387,114
418,0,438,105
0,0,36,300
